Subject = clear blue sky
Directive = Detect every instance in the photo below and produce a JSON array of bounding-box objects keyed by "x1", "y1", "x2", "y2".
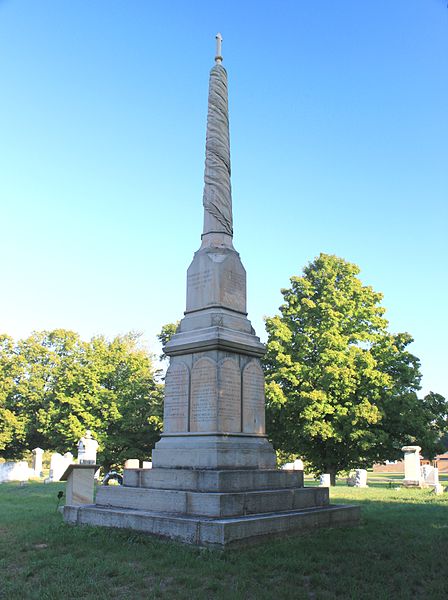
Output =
[{"x1": 1, "y1": 1, "x2": 447, "y2": 397}]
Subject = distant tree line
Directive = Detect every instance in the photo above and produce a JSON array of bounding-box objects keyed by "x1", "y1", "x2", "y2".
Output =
[
  {"x1": 0, "y1": 330, "x2": 163, "y2": 471},
  {"x1": 1, "y1": 254, "x2": 447, "y2": 481}
]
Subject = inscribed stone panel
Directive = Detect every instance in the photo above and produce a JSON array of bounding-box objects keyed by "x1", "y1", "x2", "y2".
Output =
[
  {"x1": 218, "y1": 358, "x2": 241, "y2": 432},
  {"x1": 163, "y1": 362, "x2": 189, "y2": 433},
  {"x1": 190, "y1": 357, "x2": 218, "y2": 432},
  {"x1": 242, "y1": 360, "x2": 265, "y2": 434}
]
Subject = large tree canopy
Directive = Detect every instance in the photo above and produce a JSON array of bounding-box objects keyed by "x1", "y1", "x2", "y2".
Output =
[
  {"x1": 0, "y1": 330, "x2": 163, "y2": 470},
  {"x1": 263, "y1": 254, "x2": 447, "y2": 483}
]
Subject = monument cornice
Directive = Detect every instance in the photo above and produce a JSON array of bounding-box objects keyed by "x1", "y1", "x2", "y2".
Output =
[{"x1": 164, "y1": 326, "x2": 266, "y2": 357}]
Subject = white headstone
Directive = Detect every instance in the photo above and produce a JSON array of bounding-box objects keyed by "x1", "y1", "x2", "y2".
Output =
[
  {"x1": 142, "y1": 461, "x2": 153, "y2": 469},
  {"x1": 282, "y1": 459, "x2": 304, "y2": 471},
  {"x1": 402, "y1": 446, "x2": 422, "y2": 486},
  {"x1": 124, "y1": 459, "x2": 140, "y2": 469},
  {"x1": 421, "y1": 465, "x2": 442, "y2": 493},
  {"x1": 77, "y1": 430, "x2": 99, "y2": 465},
  {"x1": 48, "y1": 452, "x2": 73, "y2": 482},
  {"x1": 0, "y1": 461, "x2": 30, "y2": 483},
  {"x1": 354, "y1": 469, "x2": 368, "y2": 487},
  {"x1": 32, "y1": 447, "x2": 44, "y2": 477},
  {"x1": 319, "y1": 473, "x2": 331, "y2": 487}
]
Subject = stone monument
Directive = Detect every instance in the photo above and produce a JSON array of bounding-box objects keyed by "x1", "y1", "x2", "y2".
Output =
[
  {"x1": 402, "y1": 446, "x2": 422, "y2": 487},
  {"x1": 47, "y1": 452, "x2": 73, "y2": 482},
  {"x1": 347, "y1": 469, "x2": 368, "y2": 488},
  {"x1": 77, "y1": 430, "x2": 99, "y2": 465},
  {"x1": 32, "y1": 447, "x2": 44, "y2": 477},
  {"x1": 0, "y1": 461, "x2": 30, "y2": 483},
  {"x1": 63, "y1": 35, "x2": 359, "y2": 547}
]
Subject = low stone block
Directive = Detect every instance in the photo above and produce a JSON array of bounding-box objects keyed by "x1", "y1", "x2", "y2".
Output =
[{"x1": 60, "y1": 464, "x2": 99, "y2": 506}]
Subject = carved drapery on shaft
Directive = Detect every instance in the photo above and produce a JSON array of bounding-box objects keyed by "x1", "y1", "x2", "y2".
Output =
[{"x1": 202, "y1": 64, "x2": 233, "y2": 237}]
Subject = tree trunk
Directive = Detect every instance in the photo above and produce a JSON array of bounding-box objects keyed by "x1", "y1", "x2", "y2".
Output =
[{"x1": 329, "y1": 470, "x2": 337, "y2": 486}]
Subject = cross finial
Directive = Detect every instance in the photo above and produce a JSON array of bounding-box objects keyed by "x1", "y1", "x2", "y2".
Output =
[{"x1": 215, "y1": 33, "x2": 223, "y2": 63}]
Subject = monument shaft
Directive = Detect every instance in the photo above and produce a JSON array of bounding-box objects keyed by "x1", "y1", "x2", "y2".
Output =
[{"x1": 153, "y1": 43, "x2": 274, "y2": 470}]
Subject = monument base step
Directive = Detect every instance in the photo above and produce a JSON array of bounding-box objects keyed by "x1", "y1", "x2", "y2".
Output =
[
  {"x1": 95, "y1": 485, "x2": 327, "y2": 518},
  {"x1": 123, "y1": 468, "x2": 304, "y2": 491},
  {"x1": 63, "y1": 503, "x2": 360, "y2": 549},
  {"x1": 152, "y1": 435, "x2": 276, "y2": 470}
]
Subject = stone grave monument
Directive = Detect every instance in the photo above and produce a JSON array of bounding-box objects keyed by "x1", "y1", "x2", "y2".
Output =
[
  {"x1": 47, "y1": 452, "x2": 73, "y2": 482},
  {"x1": 63, "y1": 35, "x2": 360, "y2": 547},
  {"x1": 402, "y1": 446, "x2": 422, "y2": 487},
  {"x1": 77, "y1": 430, "x2": 99, "y2": 465},
  {"x1": 347, "y1": 469, "x2": 368, "y2": 488},
  {"x1": 0, "y1": 461, "x2": 30, "y2": 483},
  {"x1": 32, "y1": 447, "x2": 44, "y2": 477},
  {"x1": 421, "y1": 465, "x2": 444, "y2": 494}
]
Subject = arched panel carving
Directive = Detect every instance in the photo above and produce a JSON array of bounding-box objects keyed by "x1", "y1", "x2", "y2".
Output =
[
  {"x1": 163, "y1": 362, "x2": 190, "y2": 433},
  {"x1": 190, "y1": 357, "x2": 218, "y2": 432},
  {"x1": 218, "y1": 358, "x2": 241, "y2": 432},
  {"x1": 242, "y1": 360, "x2": 265, "y2": 434}
]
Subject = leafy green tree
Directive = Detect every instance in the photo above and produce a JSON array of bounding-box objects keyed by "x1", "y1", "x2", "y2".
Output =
[
  {"x1": 264, "y1": 254, "x2": 447, "y2": 484},
  {"x1": 0, "y1": 335, "x2": 27, "y2": 453},
  {"x1": 0, "y1": 330, "x2": 163, "y2": 469},
  {"x1": 157, "y1": 322, "x2": 179, "y2": 361}
]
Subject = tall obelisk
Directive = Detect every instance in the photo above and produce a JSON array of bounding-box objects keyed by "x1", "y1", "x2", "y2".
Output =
[
  {"x1": 64, "y1": 36, "x2": 360, "y2": 547},
  {"x1": 152, "y1": 34, "x2": 276, "y2": 469}
]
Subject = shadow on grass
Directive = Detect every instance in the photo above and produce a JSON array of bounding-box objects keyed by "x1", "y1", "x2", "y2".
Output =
[{"x1": 1, "y1": 482, "x2": 447, "y2": 599}]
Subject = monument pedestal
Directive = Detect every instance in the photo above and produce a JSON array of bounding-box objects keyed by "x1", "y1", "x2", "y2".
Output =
[{"x1": 64, "y1": 466, "x2": 359, "y2": 548}]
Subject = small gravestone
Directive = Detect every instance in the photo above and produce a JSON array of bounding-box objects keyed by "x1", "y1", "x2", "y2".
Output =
[
  {"x1": 32, "y1": 448, "x2": 44, "y2": 477},
  {"x1": 421, "y1": 465, "x2": 444, "y2": 494},
  {"x1": 61, "y1": 464, "x2": 99, "y2": 505},
  {"x1": 142, "y1": 461, "x2": 153, "y2": 469},
  {"x1": 124, "y1": 459, "x2": 140, "y2": 469},
  {"x1": 347, "y1": 469, "x2": 368, "y2": 488},
  {"x1": 47, "y1": 452, "x2": 74, "y2": 482},
  {"x1": 402, "y1": 446, "x2": 422, "y2": 487},
  {"x1": 0, "y1": 461, "x2": 30, "y2": 483},
  {"x1": 319, "y1": 473, "x2": 331, "y2": 487},
  {"x1": 282, "y1": 459, "x2": 304, "y2": 470},
  {"x1": 77, "y1": 430, "x2": 99, "y2": 465}
]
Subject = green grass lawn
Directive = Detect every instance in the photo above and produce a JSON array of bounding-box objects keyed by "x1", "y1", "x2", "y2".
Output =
[{"x1": 0, "y1": 478, "x2": 447, "y2": 600}]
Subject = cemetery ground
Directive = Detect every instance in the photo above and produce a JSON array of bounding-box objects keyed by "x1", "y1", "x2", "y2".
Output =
[{"x1": 1, "y1": 474, "x2": 447, "y2": 600}]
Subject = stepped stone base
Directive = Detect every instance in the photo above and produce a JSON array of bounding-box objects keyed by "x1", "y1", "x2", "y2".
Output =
[
  {"x1": 123, "y1": 467, "x2": 304, "y2": 491},
  {"x1": 64, "y1": 503, "x2": 360, "y2": 549},
  {"x1": 62, "y1": 467, "x2": 360, "y2": 548},
  {"x1": 152, "y1": 435, "x2": 276, "y2": 470}
]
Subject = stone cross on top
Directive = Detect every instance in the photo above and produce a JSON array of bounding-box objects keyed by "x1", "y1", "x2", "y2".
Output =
[{"x1": 215, "y1": 33, "x2": 223, "y2": 63}]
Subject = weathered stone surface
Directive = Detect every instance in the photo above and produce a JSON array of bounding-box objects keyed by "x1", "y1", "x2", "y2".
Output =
[
  {"x1": 47, "y1": 452, "x2": 73, "y2": 482},
  {"x1": 242, "y1": 360, "x2": 265, "y2": 434},
  {"x1": 64, "y1": 503, "x2": 360, "y2": 549},
  {"x1": 77, "y1": 430, "x2": 99, "y2": 465},
  {"x1": 152, "y1": 435, "x2": 276, "y2": 470},
  {"x1": 218, "y1": 358, "x2": 241, "y2": 431},
  {"x1": 61, "y1": 464, "x2": 98, "y2": 506},
  {"x1": 347, "y1": 469, "x2": 368, "y2": 488},
  {"x1": 190, "y1": 357, "x2": 218, "y2": 432},
  {"x1": 95, "y1": 485, "x2": 328, "y2": 518},
  {"x1": 123, "y1": 468, "x2": 304, "y2": 491},
  {"x1": 0, "y1": 461, "x2": 30, "y2": 483},
  {"x1": 32, "y1": 448, "x2": 44, "y2": 477},
  {"x1": 402, "y1": 446, "x2": 422, "y2": 486},
  {"x1": 186, "y1": 247, "x2": 246, "y2": 315},
  {"x1": 163, "y1": 361, "x2": 190, "y2": 433},
  {"x1": 319, "y1": 474, "x2": 331, "y2": 487}
]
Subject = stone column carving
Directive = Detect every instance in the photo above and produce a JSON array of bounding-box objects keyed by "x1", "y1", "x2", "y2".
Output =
[{"x1": 202, "y1": 64, "x2": 233, "y2": 238}]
